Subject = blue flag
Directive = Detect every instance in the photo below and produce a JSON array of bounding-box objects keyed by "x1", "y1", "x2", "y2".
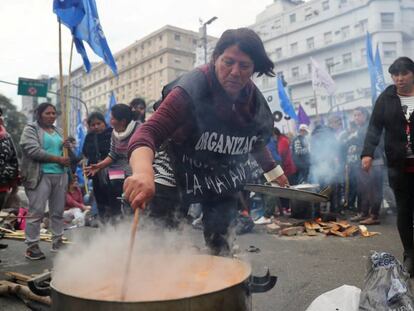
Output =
[
  {"x1": 105, "y1": 92, "x2": 117, "y2": 125},
  {"x1": 53, "y1": 0, "x2": 118, "y2": 76},
  {"x1": 366, "y1": 32, "x2": 386, "y2": 105},
  {"x1": 75, "y1": 107, "x2": 86, "y2": 185},
  {"x1": 277, "y1": 76, "x2": 298, "y2": 121},
  {"x1": 75, "y1": 107, "x2": 85, "y2": 156},
  {"x1": 374, "y1": 44, "x2": 386, "y2": 94}
]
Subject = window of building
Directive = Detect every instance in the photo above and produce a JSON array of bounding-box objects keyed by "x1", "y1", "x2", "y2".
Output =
[
  {"x1": 383, "y1": 42, "x2": 397, "y2": 58},
  {"x1": 291, "y1": 67, "x2": 299, "y2": 78},
  {"x1": 342, "y1": 52, "x2": 352, "y2": 66},
  {"x1": 174, "y1": 58, "x2": 181, "y2": 64},
  {"x1": 307, "y1": 63, "x2": 312, "y2": 74},
  {"x1": 290, "y1": 42, "x2": 298, "y2": 54},
  {"x1": 355, "y1": 19, "x2": 368, "y2": 33},
  {"x1": 275, "y1": 48, "x2": 282, "y2": 59},
  {"x1": 305, "y1": 13, "x2": 313, "y2": 21},
  {"x1": 339, "y1": 0, "x2": 347, "y2": 6},
  {"x1": 289, "y1": 13, "x2": 296, "y2": 23},
  {"x1": 160, "y1": 56, "x2": 163, "y2": 64},
  {"x1": 324, "y1": 31, "x2": 332, "y2": 44},
  {"x1": 159, "y1": 35, "x2": 163, "y2": 41},
  {"x1": 341, "y1": 26, "x2": 350, "y2": 39},
  {"x1": 381, "y1": 13, "x2": 394, "y2": 29},
  {"x1": 360, "y1": 48, "x2": 366, "y2": 60},
  {"x1": 174, "y1": 34, "x2": 181, "y2": 41},
  {"x1": 306, "y1": 37, "x2": 315, "y2": 50},
  {"x1": 344, "y1": 91, "x2": 354, "y2": 102},
  {"x1": 322, "y1": 1, "x2": 329, "y2": 10},
  {"x1": 325, "y1": 57, "x2": 334, "y2": 70},
  {"x1": 272, "y1": 19, "x2": 281, "y2": 30}
]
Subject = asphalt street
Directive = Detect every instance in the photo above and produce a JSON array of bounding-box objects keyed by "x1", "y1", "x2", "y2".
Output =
[{"x1": 0, "y1": 212, "x2": 405, "y2": 311}]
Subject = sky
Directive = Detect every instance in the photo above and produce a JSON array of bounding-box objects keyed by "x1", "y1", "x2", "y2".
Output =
[{"x1": 0, "y1": 0, "x2": 273, "y2": 110}]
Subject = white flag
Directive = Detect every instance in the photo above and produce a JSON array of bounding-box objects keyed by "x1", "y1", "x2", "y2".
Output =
[{"x1": 311, "y1": 57, "x2": 337, "y2": 95}]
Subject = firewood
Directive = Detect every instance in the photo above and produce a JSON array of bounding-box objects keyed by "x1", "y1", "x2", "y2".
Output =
[
  {"x1": 0, "y1": 280, "x2": 51, "y2": 305},
  {"x1": 5, "y1": 272, "x2": 32, "y2": 285}
]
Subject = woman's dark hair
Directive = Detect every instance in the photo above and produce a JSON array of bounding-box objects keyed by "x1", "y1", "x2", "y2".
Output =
[
  {"x1": 87, "y1": 111, "x2": 106, "y2": 127},
  {"x1": 212, "y1": 28, "x2": 274, "y2": 77},
  {"x1": 35, "y1": 102, "x2": 56, "y2": 121},
  {"x1": 129, "y1": 97, "x2": 146, "y2": 109},
  {"x1": 273, "y1": 127, "x2": 282, "y2": 136},
  {"x1": 354, "y1": 106, "x2": 370, "y2": 121},
  {"x1": 388, "y1": 57, "x2": 414, "y2": 75},
  {"x1": 111, "y1": 103, "x2": 132, "y2": 125}
]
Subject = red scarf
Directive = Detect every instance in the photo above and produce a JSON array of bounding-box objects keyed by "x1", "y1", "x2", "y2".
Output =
[{"x1": 0, "y1": 125, "x2": 7, "y2": 140}]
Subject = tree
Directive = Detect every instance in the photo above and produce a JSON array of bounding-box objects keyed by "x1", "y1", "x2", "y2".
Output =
[{"x1": 0, "y1": 94, "x2": 27, "y2": 154}]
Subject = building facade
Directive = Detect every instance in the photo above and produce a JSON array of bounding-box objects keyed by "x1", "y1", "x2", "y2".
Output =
[
  {"x1": 79, "y1": 25, "x2": 200, "y2": 111},
  {"x1": 251, "y1": 0, "x2": 414, "y2": 131}
]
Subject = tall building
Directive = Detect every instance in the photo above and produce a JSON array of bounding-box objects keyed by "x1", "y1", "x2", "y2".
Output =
[
  {"x1": 80, "y1": 25, "x2": 200, "y2": 111},
  {"x1": 251, "y1": 0, "x2": 414, "y2": 131}
]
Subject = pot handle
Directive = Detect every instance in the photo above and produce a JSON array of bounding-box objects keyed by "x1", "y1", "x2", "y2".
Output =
[
  {"x1": 249, "y1": 268, "x2": 278, "y2": 293},
  {"x1": 28, "y1": 271, "x2": 52, "y2": 297}
]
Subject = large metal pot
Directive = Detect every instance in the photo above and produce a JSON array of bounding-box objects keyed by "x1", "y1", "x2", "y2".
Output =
[{"x1": 30, "y1": 255, "x2": 277, "y2": 311}]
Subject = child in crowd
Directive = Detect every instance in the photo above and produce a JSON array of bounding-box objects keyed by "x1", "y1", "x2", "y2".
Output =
[{"x1": 64, "y1": 175, "x2": 90, "y2": 227}]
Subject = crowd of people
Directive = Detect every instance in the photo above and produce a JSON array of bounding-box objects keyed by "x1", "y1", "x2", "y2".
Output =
[{"x1": 0, "y1": 28, "x2": 413, "y2": 276}]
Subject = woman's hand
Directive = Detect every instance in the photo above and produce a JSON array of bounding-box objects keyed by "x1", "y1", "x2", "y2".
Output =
[
  {"x1": 123, "y1": 173, "x2": 155, "y2": 210},
  {"x1": 361, "y1": 156, "x2": 373, "y2": 172},
  {"x1": 63, "y1": 138, "x2": 74, "y2": 149},
  {"x1": 84, "y1": 164, "x2": 100, "y2": 177},
  {"x1": 274, "y1": 174, "x2": 289, "y2": 188},
  {"x1": 58, "y1": 156, "x2": 71, "y2": 167}
]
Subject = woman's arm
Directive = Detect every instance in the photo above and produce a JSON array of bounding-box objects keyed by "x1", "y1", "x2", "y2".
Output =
[
  {"x1": 123, "y1": 147, "x2": 155, "y2": 210},
  {"x1": 84, "y1": 156, "x2": 113, "y2": 177}
]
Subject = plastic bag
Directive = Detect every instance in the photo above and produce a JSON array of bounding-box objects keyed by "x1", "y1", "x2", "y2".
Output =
[
  {"x1": 306, "y1": 285, "x2": 361, "y2": 311},
  {"x1": 359, "y1": 251, "x2": 414, "y2": 310}
]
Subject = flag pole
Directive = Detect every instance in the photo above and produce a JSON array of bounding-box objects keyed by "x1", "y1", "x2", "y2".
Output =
[
  {"x1": 58, "y1": 21, "x2": 68, "y2": 156},
  {"x1": 313, "y1": 90, "x2": 320, "y2": 122},
  {"x1": 66, "y1": 38, "x2": 74, "y2": 139}
]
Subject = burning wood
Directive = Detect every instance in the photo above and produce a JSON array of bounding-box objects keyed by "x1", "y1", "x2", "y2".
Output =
[{"x1": 267, "y1": 219, "x2": 381, "y2": 238}]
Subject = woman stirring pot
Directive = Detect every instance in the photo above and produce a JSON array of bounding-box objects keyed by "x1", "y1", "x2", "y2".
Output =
[{"x1": 124, "y1": 28, "x2": 288, "y2": 256}]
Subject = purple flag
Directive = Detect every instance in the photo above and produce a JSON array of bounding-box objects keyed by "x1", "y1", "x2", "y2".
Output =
[{"x1": 297, "y1": 104, "x2": 310, "y2": 126}]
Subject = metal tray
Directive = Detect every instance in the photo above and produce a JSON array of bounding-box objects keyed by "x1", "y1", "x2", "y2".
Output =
[{"x1": 244, "y1": 183, "x2": 329, "y2": 203}]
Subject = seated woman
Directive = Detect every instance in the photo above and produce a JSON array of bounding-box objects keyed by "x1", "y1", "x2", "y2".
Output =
[{"x1": 64, "y1": 175, "x2": 89, "y2": 227}]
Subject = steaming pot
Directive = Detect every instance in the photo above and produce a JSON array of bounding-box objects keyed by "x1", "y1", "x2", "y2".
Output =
[{"x1": 29, "y1": 254, "x2": 277, "y2": 311}]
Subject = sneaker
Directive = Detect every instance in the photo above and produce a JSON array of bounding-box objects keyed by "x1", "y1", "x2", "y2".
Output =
[
  {"x1": 360, "y1": 217, "x2": 380, "y2": 225},
  {"x1": 350, "y1": 214, "x2": 368, "y2": 222},
  {"x1": 51, "y1": 238, "x2": 66, "y2": 253},
  {"x1": 25, "y1": 244, "x2": 46, "y2": 260},
  {"x1": 254, "y1": 216, "x2": 272, "y2": 225}
]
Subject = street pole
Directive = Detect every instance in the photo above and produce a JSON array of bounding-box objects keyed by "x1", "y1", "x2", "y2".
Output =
[{"x1": 202, "y1": 16, "x2": 217, "y2": 64}]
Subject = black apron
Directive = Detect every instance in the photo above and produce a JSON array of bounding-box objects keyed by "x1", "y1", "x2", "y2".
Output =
[{"x1": 162, "y1": 67, "x2": 273, "y2": 203}]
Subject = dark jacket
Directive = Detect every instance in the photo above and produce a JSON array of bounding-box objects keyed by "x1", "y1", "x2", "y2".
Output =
[
  {"x1": 82, "y1": 127, "x2": 113, "y2": 165},
  {"x1": 361, "y1": 85, "x2": 413, "y2": 169},
  {"x1": 0, "y1": 133, "x2": 18, "y2": 187}
]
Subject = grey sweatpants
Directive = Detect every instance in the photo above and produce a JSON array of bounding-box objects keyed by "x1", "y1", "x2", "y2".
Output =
[{"x1": 25, "y1": 173, "x2": 68, "y2": 245}]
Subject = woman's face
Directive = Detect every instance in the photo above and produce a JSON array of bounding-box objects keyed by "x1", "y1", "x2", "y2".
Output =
[
  {"x1": 89, "y1": 117, "x2": 106, "y2": 134},
  {"x1": 214, "y1": 45, "x2": 254, "y2": 99},
  {"x1": 39, "y1": 106, "x2": 57, "y2": 127},
  {"x1": 392, "y1": 70, "x2": 414, "y2": 94},
  {"x1": 353, "y1": 110, "x2": 366, "y2": 126},
  {"x1": 110, "y1": 113, "x2": 126, "y2": 132}
]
